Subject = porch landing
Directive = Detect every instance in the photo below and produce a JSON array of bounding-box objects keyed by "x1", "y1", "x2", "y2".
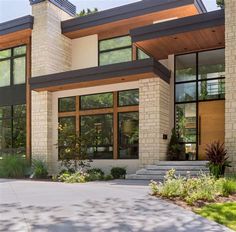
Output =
[{"x1": 126, "y1": 161, "x2": 209, "y2": 180}]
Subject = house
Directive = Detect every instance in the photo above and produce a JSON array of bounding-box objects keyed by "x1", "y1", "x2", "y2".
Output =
[{"x1": 0, "y1": 0, "x2": 235, "y2": 175}]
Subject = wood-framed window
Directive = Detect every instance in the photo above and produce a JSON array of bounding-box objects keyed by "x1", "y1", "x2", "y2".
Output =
[{"x1": 58, "y1": 89, "x2": 139, "y2": 160}]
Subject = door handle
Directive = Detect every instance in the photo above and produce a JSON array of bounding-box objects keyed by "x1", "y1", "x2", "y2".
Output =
[{"x1": 198, "y1": 116, "x2": 201, "y2": 146}]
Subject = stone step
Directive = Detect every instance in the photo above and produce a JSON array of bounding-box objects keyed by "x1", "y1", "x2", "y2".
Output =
[
  {"x1": 146, "y1": 165, "x2": 208, "y2": 171},
  {"x1": 136, "y1": 169, "x2": 209, "y2": 176},
  {"x1": 155, "y1": 161, "x2": 208, "y2": 166}
]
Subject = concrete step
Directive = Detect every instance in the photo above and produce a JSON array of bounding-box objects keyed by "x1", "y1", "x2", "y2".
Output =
[
  {"x1": 155, "y1": 161, "x2": 208, "y2": 166},
  {"x1": 146, "y1": 165, "x2": 208, "y2": 171},
  {"x1": 136, "y1": 169, "x2": 209, "y2": 176}
]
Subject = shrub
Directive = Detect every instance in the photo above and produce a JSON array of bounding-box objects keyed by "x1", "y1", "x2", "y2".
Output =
[
  {"x1": 111, "y1": 167, "x2": 126, "y2": 179},
  {"x1": 58, "y1": 171, "x2": 88, "y2": 183},
  {"x1": 104, "y1": 174, "x2": 113, "y2": 181},
  {"x1": 86, "y1": 168, "x2": 104, "y2": 181},
  {"x1": 31, "y1": 159, "x2": 48, "y2": 179},
  {"x1": 149, "y1": 169, "x2": 236, "y2": 205},
  {"x1": 0, "y1": 155, "x2": 30, "y2": 178},
  {"x1": 206, "y1": 141, "x2": 231, "y2": 178}
]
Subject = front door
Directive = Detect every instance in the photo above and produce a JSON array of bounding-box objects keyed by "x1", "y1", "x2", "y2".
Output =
[{"x1": 198, "y1": 100, "x2": 225, "y2": 160}]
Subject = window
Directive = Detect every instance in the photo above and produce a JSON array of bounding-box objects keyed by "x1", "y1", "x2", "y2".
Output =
[
  {"x1": 80, "y1": 93, "x2": 113, "y2": 110},
  {"x1": 99, "y1": 35, "x2": 132, "y2": 66},
  {"x1": 118, "y1": 112, "x2": 139, "y2": 159},
  {"x1": 58, "y1": 90, "x2": 139, "y2": 159},
  {"x1": 0, "y1": 45, "x2": 26, "y2": 87},
  {"x1": 0, "y1": 105, "x2": 26, "y2": 156},
  {"x1": 137, "y1": 48, "x2": 150, "y2": 60}
]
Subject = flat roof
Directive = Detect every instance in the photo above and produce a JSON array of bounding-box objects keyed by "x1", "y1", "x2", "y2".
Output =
[
  {"x1": 62, "y1": 0, "x2": 206, "y2": 39},
  {"x1": 0, "y1": 15, "x2": 34, "y2": 36},
  {"x1": 130, "y1": 10, "x2": 225, "y2": 59},
  {"x1": 30, "y1": 59, "x2": 171, "y2": 92}
]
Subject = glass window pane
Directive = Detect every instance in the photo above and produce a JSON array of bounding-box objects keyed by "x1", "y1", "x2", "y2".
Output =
[
  {"x1": 175, "y1": 82, "x2": 196, "y2": 102},
  {"x1": 0, "y1": 106, "x2": 11, "y2": 118},
  {"x1": 185, "y1": 144, "x2": 197, "y2": 161},
  {"x1": 99, "y1": 36, "x2": 131, "y2": 51},
  {"x1": 198, "y1": 49, "x2": 225, "y2": 80},
  {"x1": 0, "y1": 119, "x2": 12, "y2": 152},
  {"x1": 0, "y1": 49, "x2": 11, "y2": 59},
  {"x1": 80, "y1": 93, "x2": 113, "y2": 110},
  {"x1": 176, "y1": 54, "x2": 196, "y2": 82},
  {"x1": 137, "y1": 48, "x2": 150, "y2": 60},
  {"x1": 175, "y1": 103, "x2": 197, "y2": 143},
  {"x1": 80, "y1": 114, "x2": 113, "y2": 159},
  {"x1": 59, "y1": 97, "x2": 76, "y2": 112},
  {"x1": 118, "y1": 89, "x2": 139, "y2": 106},
  {"x1": 198, "y1": 79, "x2": 225, "y2": 100},
  {"x1": 13, "y1": 57, "x2": 26, "y2": 85},
  {"x1": 0, "y1": 60, "x2": 10, "y2": 87},
  {"x1": 13, "y1": 105, "x2": 26, "y2": 118},
  {"x1": 13, "y1": 46, "x2": 26, "y2": 56},
  {"x1": 119, "y1": 112, "x2": 139, "y2": 159},
  {"x1": 99, "y1": 48, "x2": 132, "y2": 66},
  {"x1": 12, "y1": 115, "x2": 26, "y2": 150}
]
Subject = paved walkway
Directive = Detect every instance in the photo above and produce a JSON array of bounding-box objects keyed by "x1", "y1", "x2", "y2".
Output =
[{"x1": 0, "y1": 179, "x2": 232, "y2": 232}]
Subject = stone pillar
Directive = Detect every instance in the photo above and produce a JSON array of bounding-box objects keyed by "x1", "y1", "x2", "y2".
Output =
[
  {"x1": 31, "y1": 0, "x2": 73, "y2": 172},
  {"x1": 139, "y1": 77, "x2": 170, "y2": 167},
  {"x1": 225, "y1": 0, "x2": 236, "y2": 172}
]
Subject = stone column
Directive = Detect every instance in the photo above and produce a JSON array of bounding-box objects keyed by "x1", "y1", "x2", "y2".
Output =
[
  {"x1": 225, "y1": 0, "x2": 236, "y2": 172},
  {"x1": 31, "y1": 0, "x2": 72, "y2": 172},
  {"x1": 139, "y1": 77, "x2": 170, "y2": 167}
]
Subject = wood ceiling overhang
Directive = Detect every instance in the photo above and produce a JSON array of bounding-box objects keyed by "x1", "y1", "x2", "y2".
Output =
[
  {"x1": 131, "y1": 10, "x2": 225, "y2": 60},
  {"x1": 0, "y1": 15, "x2": 34, "y2": 49},
  {"x1": 62, "y1": 0, "x2": 206, "y2": 40},
  {"x1": 30, "y1": 58, "x2": 171, "y2": 92}
]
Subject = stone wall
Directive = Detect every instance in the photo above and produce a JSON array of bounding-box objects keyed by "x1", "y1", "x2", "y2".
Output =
[
  {"x1": 225, "y1": 0, "x2": 236, "y2": 172},
  {"x1": 31, "y1": 0, "x2": 72, "y2": 171},
  {"x1": 139, "y1": 77, "x2": 170, "y2": 167}
]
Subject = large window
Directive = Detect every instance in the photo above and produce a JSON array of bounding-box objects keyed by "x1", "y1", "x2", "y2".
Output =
[
  {"x1": 0, "y1": 105, "x2": 26, "y2": 156},
  {"x1": 0, "y1": 46, "x2": 26, "y2": 87},
  {"x1": 99, "y1": 35, "x2": 132, "y2": 66},
  {"x1": 175, "y1": 49, "x2": 225, "y2": 159},
  {"x1": 58, "y1": 89, "x2": 139, "y2": 159}
]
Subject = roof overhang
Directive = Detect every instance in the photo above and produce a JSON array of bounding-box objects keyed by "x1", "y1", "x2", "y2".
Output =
[
  {"x1": 62, "y1": 0, "x2": 206, "y2": 40},
  {"x1": 30, "y1": 59, "x2": 171, "y2": 92},
  {"x1": 0, "y1": 15, "x2": 34, "y2": 48},
  {"x1": 131, "y1": 10, "x2": 225, "y2": 60}
]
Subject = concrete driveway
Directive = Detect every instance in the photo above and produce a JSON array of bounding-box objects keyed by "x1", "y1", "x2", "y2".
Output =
[{"x1": 0, "y1": 179, "x2": 232, "y2": 232}]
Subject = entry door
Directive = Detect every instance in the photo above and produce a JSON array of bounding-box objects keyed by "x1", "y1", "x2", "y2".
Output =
[{"x1": 198, "y1": 100, "x2": 225, "y2": 160}]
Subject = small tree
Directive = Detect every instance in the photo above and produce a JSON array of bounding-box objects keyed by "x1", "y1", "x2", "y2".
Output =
[
  {"x1": 217, "y1": 0, "x2": 224, "y2": 8},
  {"x1": 167, "y1": 129, "x2": 185, "y2": 161},
  {"x1": 77, "y1": 8, "x2": 98, "y2": 17},
  {"x1": 57, "y1": 123, "x2": 91, "y2": 172}
]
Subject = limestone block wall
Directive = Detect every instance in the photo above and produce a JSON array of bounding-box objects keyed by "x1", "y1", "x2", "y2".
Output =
[
  {"x1": 31, "y1": 0, "x2": 72, "y2": 171},
  {"x1": 139, "y1": 77, "x2": 170, "y2": 167},
  {"x1": 225, "y1": 0, "x2": 236, "y2": 172}
]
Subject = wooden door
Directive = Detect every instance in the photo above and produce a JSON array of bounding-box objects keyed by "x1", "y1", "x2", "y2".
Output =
[{"x1": 198, "y1": 100, "x2": 225, "y2": 160}]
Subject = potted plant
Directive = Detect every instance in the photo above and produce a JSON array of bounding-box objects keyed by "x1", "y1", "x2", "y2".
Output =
[{"x1": 205, "y1": 141, "x2": 231, "y2": 178}]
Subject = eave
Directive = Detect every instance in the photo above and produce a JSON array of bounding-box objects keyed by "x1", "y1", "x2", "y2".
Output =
[
  {"x1": 61, "y1": 0, "x2": 206, "y2": 40},
  {"x1": 30, "y1": 59, "x2": 171, "y2": 92},
  {"x1": 131, "y1": 10, "x2": 225, "y2": 60}
]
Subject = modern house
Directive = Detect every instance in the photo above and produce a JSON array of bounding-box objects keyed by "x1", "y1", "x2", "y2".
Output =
[{"x1": 0, "y1": 0, "x2": 235, "y2": 175}]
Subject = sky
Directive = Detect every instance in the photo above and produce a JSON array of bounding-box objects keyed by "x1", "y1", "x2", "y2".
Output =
[{"x1": 0, "y1": 0, "x2": 219, "y2": 23}]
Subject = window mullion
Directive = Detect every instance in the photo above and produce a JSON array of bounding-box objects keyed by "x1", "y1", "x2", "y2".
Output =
[{"x1": 113, "y1": 92, "x2": 118, "y2": 160}]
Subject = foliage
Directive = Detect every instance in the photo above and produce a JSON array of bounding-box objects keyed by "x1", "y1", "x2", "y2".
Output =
[
  {"x1": 216, "y1": 0, "x2": 224, "y2": 8},
  {"x1": 58, "y1": 171, "x2": 88, "y2": 183},
  {"x1": 0, "y1": 155, "x2": 30, "y2": 178},
  {"x1": 77, "y1": 8, "x2": 98, "y2": 17},
  {"x1": 195, "y1": 203, "x2": 236, "y2": 231},
  {"x1": 86, "y1": 168, "x2": 104, "y2": 181},
  {"x1": 206, "y1": 141, "x2": 231, "y2": 178},
  {"x1": 57, "y1": 122, "x2": 91, "y2": 172},
  {"x1": 31, "y1": 159, "x2": 48, "y2": 179},
  {"x1": 104, "y1": 174, "x2": 113, "y2": 181},
  {"x1": 111, "y1": 167, "x2": 126, "y2": 179},
  {"x1": 167, "y1": 129, "x2": 185, "y2": 161},
  {"x1": 150, "y1": 169, "x2": 236, "y2": 206}
]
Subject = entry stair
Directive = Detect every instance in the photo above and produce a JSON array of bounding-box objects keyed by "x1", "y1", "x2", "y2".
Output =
[{"x1": 126, "y1": 161, "x2": 209, "y2": 181}]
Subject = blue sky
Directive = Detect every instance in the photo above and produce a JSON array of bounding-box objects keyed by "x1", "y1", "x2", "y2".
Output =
[{"x1": 0, "y1": 0, "x2": 219, "y2": 23}]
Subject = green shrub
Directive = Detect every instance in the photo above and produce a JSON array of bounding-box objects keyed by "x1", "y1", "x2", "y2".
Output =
[
  {"x1": 58, "y1": 171, "x2": 88, "y2": 183},
  {"x1": 0, "y1": 155, "x2": 30, "y2": 178},
  {"x1": 31, "y1": 159, "x2": 48, "y2": 179},
  {"x1": 150, "y1": 169, "x2": 236, "y2": 205},
  {"x1": 104, "y1": 174, "x2": 113, "y2": 181},
  {"x1": 111, "y1": 167, "x2": 126, "y2": 179},
  {"x1": 86, "y1": 168, "x2": 104, "y2": 181}
]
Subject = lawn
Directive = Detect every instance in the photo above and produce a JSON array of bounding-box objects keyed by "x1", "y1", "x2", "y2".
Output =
[{"x1": 195, "y1": 202, "x2": 236, "y2": 231}]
